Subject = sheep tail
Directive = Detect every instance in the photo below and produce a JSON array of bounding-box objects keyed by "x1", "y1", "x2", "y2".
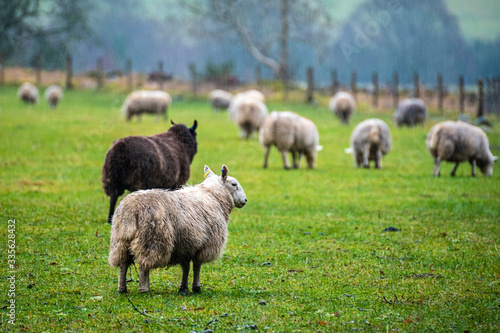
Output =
[
  {"x1": 108, "y1": 206, "x2": 137, "y2": 267},
  {"x1": 369, "y1": 126, "x2": 380, "y2": 144}
]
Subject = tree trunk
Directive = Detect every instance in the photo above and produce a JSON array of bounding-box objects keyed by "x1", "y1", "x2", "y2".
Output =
[{"x1": 279, "y1": 0, "x2": 289, "y2": 100}]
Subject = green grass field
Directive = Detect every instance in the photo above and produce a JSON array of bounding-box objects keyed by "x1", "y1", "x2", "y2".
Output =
[{"x1": 1, "y1": 86, "x2": 499, "y2": 332}]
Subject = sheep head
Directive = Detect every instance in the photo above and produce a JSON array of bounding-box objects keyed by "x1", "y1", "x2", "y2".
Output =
[{"x1": 204, "y1": 165, "x2": 247, "y2": 208}]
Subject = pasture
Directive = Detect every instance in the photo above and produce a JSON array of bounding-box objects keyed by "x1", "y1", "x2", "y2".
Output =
[{"x1": 1, "y1": 85, "x2": 499, "y2": 332}]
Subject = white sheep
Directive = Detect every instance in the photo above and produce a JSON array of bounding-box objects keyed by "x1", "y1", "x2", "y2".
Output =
[
  {"x1": 426, "y1": 121, "x2": 497, "y2": 177},
  {"x1": 108, "y1": 164, "x2": 247, "y2": 294},
  {"x1": 121, "y1": 90, "x2": 172, "y2": 121},
  {"x1": 17, "y1": 82, "x2": 39, "y2": 104},
  {"x1": 260, "y1": 111, "x2": 322, "y2": 169},
  {"x1": 349, "y1": 118, "x2": 392, "y2": 169},
  {"x1": 44, "y1": 85, "x2": 64, "y2": 108},
  {"x1": 232, "y1": 95, "x2": 268, "y2": 139},
  {"x1": 209, "y1": 89, "x2": 233, "y2": 111},
  {"x1": 329, "y1": 91, "x2": 356, "y2": 124},
  {"x1": 228, "y1": 89, "x2": 265, "y2": 122},
  {"x1": 394, "y1": 98, "x2": 427, "y2": 127}
]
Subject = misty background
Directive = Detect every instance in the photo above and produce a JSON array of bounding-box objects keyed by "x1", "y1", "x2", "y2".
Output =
[{"x1": 2, "y1": 0, "x2": 499, "y2": 87}]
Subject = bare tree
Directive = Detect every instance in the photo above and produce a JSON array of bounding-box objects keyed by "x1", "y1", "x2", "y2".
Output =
[{"x1": 178, "y1": 0, "x2": 333, "y2": 81}]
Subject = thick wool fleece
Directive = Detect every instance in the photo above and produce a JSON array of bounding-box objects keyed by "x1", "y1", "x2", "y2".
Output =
[{"x1": 108, "y1": 176, "x2": 234, "y2": 271}]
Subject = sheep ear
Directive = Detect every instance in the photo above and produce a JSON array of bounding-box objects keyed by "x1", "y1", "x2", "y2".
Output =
[
  {"x1": 221, "y1": 165, "x2": 229, "y2": 182},
  {"x1": 204, "y1": 165, "x2": 215, "y2": 178},
  {"x1": 190, "y1": 120, "x2": 198, "y2": 131},
  {"x1": 171, "y1": 120, "x2": 176, "y2": 125}
]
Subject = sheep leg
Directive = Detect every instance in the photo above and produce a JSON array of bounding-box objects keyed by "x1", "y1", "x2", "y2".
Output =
[
  {"x1": 433, "y1": 156, "x2": 441, "y2": 177},
  {"x1": 450, "y1": 162, "x2": 460, "y2": 176},
  {"x1": 470, "y1": 160, "x2": 477, "y2": 177},
  {"x1": 179, "y1": 261, "x2": 190, "y2": 295},
  {"x1": 263, "y1": 146, "x2": 270, "y2": 168},
  {"x1": 292, "y1": 151, "x2": 300, "y2": 169},
  {"x1": 362, "y1": 149, "x2": 370, "y2": 168},
  {"x1": 139, "y1": 266, "x2": 150, "y2": 293},
  {"x1": 375, "y1": 149, "x2": 383, "y2": 169},
  {"x1": 192, "y1": 260, "x2": 202, "y2": 293},
  {"x1": 107, "y1": 195, "x2": 118, "y2": 224},
  {"x1": 118, "y1": 255, "x2": 133, "y2": 293},
  {"x1": 280, "y1": 150, "x2": 291, "y2": 169}
]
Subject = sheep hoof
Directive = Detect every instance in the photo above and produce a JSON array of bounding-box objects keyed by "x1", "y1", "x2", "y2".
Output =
[
  {"x1": 192, "y1": 286, "x2": 201, "y2": 293},
  {"x1": 178, "y1": 288, "x2": 189, "y2": 296},
  {"x1": 118, "y1": 288, "x2": 127, "y2": 294}
]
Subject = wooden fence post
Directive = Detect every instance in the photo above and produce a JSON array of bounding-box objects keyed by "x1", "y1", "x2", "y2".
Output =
[
  {"x1": 36, "y1": 54, "x2": 41, "y2": 86},
  {"x1": 65, "y1": 55, "x2": 73, "y2": 89},
  {"x1": 372, "y1": 71, "x2": 378, "y2": 107},
  {"x1": 189, "y1": 63, "x2": 197, "y2": 97},
  {"x1": 477, "y1": 78, "x2": 484, "y2": 118},
  {"x1": 413, "y1": 72, "x2": 419, "y2": 98},
  {"x1": 351, "y1": 71, "x2": 357, "y2": 99},
  {"x1": 255, "y1": 65, "x2": 261, "y2": 86},
  {"x1": 97, "y1": 58, "x2": 103, "y2": 90},
  {"x1": 437, "y1": 73, "x2": 443, "y2": 113},
  {"x1": 331, "y1": 70, "x2": 338, "y2": 95},
  {"x1": 393, "y1": 71, "x2": 399, "y2": 108},
  {"x1": 126, "y1": 58, "x2": 132, "y2": 91},
  {"x1": 459, "y1": 76, "x2": 465, "y2": 115},
  {"x1": 306, "y1": 67, "x2": 314, "y2": 103},
  {"x1": 0, "y1": 53, "x2": 4, "y2": 85}
]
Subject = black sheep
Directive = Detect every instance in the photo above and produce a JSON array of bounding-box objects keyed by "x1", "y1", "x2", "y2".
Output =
[{"x1": 101, "y1": 120, "x2": 198, "y2": 223}]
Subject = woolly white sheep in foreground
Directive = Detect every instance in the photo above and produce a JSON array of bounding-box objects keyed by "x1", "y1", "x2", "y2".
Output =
[
  {"x1": 260, "y1": 111, "x2": 322, "y2": 169},
  {"x1": 17, "y1": 82, "x2": 39, "y2": 104},
  {"x1": 349, "y1": 118, "x2": 392, "y2": 169},
  {"x1": 121, "y1": 90, "x2": 172, "y2": 121},
  {"x1": 329, "y1": 91, "x2": 356, "y2": 124},
  {"x1": 108, "y1": 164, "x2": 247, "y2": 294},
  {"x1": 426, "y1": 121, "x2": 497, "y2": 177},
  {"x1": 394, "y1": 98, "x2": 427, "y2": 127},
  {"x1": 44, "y1": 85, "x2": 63, "y2": 108},
  {"x1": 209, "y1": 89, "x2": 233, "y2": 111}
]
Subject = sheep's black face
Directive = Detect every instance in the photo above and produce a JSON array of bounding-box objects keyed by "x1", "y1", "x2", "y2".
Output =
[{"x1": 477, "y1": 158, "x2": 494, "y2": 177}]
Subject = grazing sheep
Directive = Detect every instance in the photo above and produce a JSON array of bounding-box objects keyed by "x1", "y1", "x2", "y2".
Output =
[
  {"x1": 17, "y1": 82, "x2": 39, "y2": 104},
  {"x1": 228, "y1": 89, "x2": 265, "y2": 121},
  {"x1": 394, "y1": 98, "x2": 427, "y2": 127},
  {"x1": 329, "y1": 91, "x2": 356, "y2": 124},
  {"x1": 233, "y1": 95, "x2": 268, "y2": 139},
  {"x1": 108, "y1": 164, "x2": 247, "y2": 294},
  {"x1": 260, "y1": 111, "x2": 322, "y2": 169},
  {"x1": 349, "y1": 119, "x2": 392, "y2": 169},
  {"x1": 44, "y1": 85, "x2": 63, "y2": 108},
  {"x1": 101, "y1": 120, "x2": 198, "y2": 223},
  {"x1": 121, "y1": 90, "x2": 172, "y2": 121},
  {"x1": 426, "y1": 121, "x2": 497, "y2": 177},
  {"x1": 209, "y1": 89, "x2": 233, "y2": 111}
]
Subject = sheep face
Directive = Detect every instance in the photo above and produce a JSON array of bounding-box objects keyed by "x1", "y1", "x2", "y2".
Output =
[
  {"x1": 477, "y1": 156, "x2": 496, "y2": 177},
  {"x1": 204, "y1": 165, "x2": 247, "y2": 208}
]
